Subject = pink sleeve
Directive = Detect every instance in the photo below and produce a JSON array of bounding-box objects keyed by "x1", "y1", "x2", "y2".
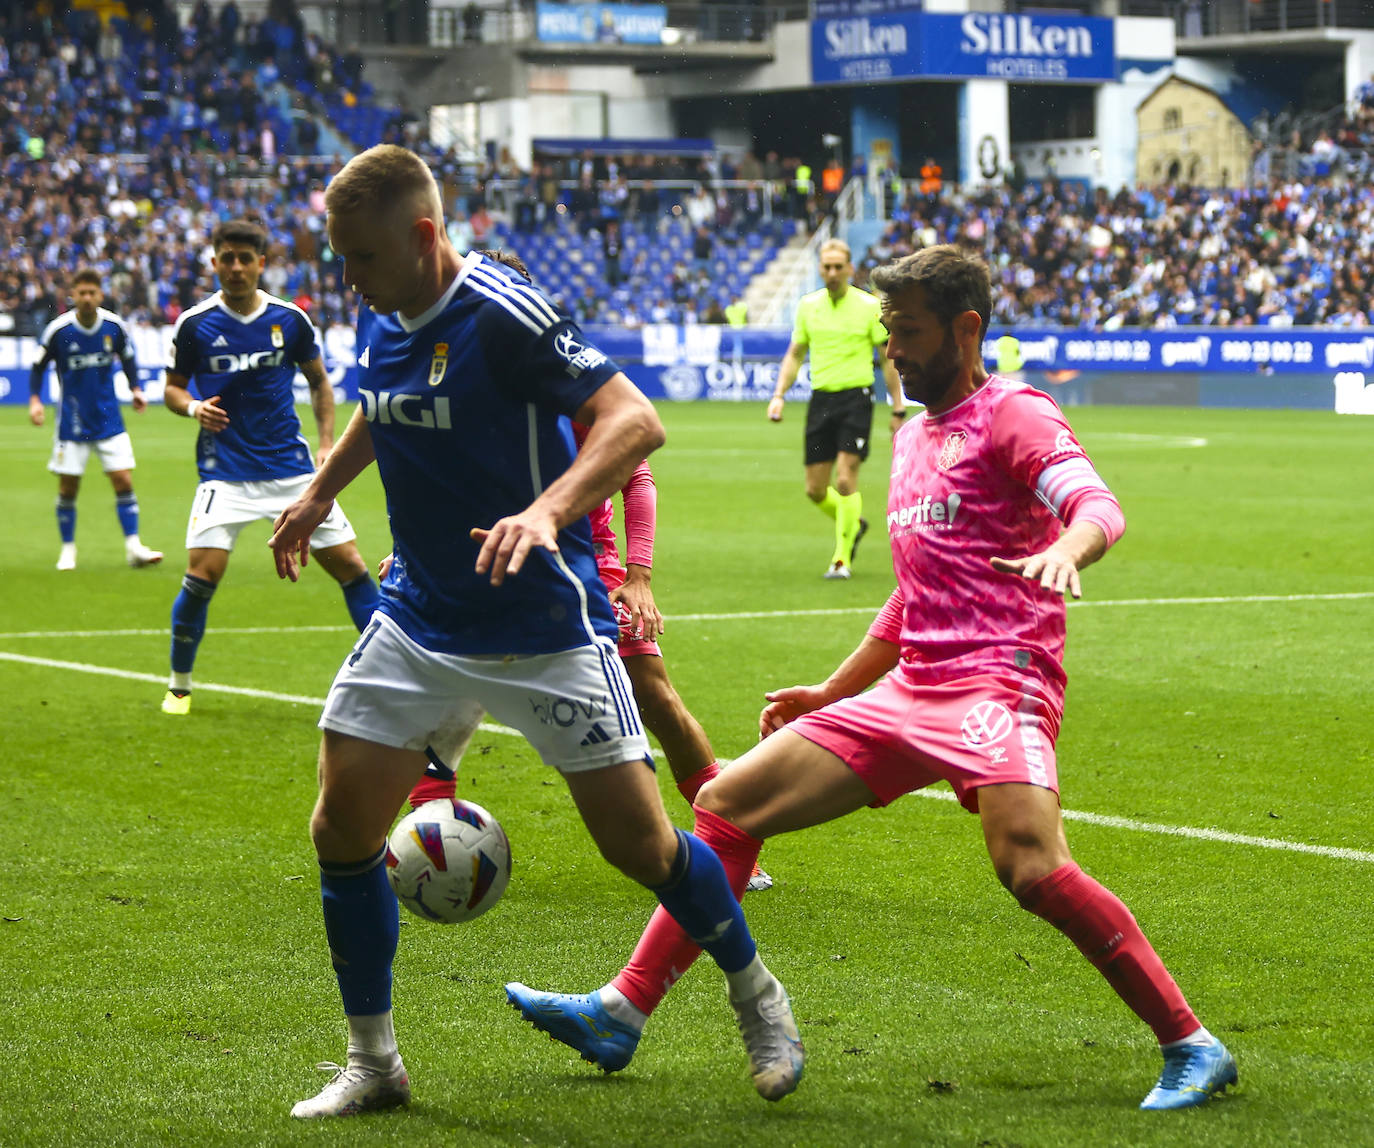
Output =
[
  {"x1": 621, "y1": 459, "x2": 656, "y2": 568},
  {"x1": 867, "y1": 587, "x2": 904, "y2": 645},
  {"x1": 1060, "y1": 487, "x2": 1126, "y2": 549},
  {"x1": 990, "y1": 387, "x2": 1091, "y2": 487}
]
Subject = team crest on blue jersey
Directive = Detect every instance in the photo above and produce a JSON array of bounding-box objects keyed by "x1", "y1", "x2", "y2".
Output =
[
  {"x1": 103, "y1": 334, "x2": 113, "y2": 351},
  {"x1": 270, "y1": 324, "x2": 284, "y2": 348},
  {"x1": 429, "y1": 342, "x2": 449, "y2": 387}
]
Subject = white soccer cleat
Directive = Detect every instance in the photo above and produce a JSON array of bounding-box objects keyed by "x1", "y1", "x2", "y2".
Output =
[
  {"x1": 56, "y1": 546, "x2": 77, "y2": 571},
  {"x1": 731, "y1": 976, "x2": 804, "y2": 1101},
  {"x1": 290, "y1": 1060, "x2": 410, "y2": 1119},
  {"x1": 126, "y1": 542, "x2": 163, "y2": 568},
  {"x1": 823, "y1": 561, "x2": 851, "y2": 580},
  {"x1": 746, "y1": 864, "x2": 773, "y2": 892}
]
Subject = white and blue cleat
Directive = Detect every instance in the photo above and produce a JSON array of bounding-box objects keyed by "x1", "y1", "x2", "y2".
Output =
[
  {"x1": 1140, "y1": 1039, "x2": 1237, "y2": 1110},
  {"x1": 505, "y1": 983, "x2": 641, "y2": 1072}
]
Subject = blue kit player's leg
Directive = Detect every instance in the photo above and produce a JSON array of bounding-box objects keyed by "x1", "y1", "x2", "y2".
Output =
[{"x1": 162, "y1": 573, "x2": 216, "y2": 715}]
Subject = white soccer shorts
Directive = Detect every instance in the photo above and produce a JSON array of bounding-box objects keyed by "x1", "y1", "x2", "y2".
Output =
[
  {"x1": 320, "y1": 612, "x2": 652, "y2": 774},
  {"x1": 47, "y1": 432, "x2": 136, "y2": 476},
  {"x1": 184, "y1": 476, "x2": 357, "y2": 552}
]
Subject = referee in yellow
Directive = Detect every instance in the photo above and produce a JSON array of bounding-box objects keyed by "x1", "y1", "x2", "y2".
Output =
[{"x1": 767, "y1": 238, "x2": 904, "y2": 579}]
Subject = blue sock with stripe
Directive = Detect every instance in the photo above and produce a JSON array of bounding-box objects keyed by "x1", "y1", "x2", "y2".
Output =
[
  {"x1": 115, "y1": 491, "x2": 139, "y2": 538},
  {"x1": 340, "y1": 572, "x2": 381, "y2": 633},
  {"x1": 320, "y1": 846, "x2": 398, "y2": 1015},
  {"x1": 170, "y1": 574, "x2": 216, "y2": 675},
  {"x1": 56, "y1": 496, "x2": 76, "y2": 544},
  {"x1": 650, "y1": 828, "x2": 757, "y2": 974}
]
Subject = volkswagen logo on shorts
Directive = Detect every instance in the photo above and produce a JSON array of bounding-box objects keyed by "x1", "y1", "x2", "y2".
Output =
[{"x1": 960, "y1": 700, "x2": 1014, "y2": 748}]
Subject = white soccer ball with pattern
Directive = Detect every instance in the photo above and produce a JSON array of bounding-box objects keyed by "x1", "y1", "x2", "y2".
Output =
[{"x1": 385, "y1": 799, "x2": 512, "y2": 923}]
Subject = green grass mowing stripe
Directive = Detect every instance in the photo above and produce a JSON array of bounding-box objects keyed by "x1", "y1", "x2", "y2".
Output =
[{"x1": 6, "y1": 646, "x2": 1371, "y2": 867}]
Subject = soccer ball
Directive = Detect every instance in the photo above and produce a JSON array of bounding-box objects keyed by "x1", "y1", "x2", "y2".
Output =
[{"x1": 385, "y1": 799, "x2": 512, "y2": 924}]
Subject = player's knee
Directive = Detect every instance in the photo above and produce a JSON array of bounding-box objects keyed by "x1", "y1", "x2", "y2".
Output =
[{"x1": 595, "y1": 831, "x2": 675, "y2": 887}]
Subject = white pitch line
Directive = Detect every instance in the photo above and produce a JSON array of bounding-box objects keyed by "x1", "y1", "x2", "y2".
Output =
[
  {"x1": 3, "y1": 649, "x2": 1369, "y2": 867},
  {"x1": 2, "y1": 590, "x2": 1370, "y2": 641},
  {"x1": 910, "y1": 789, "x2": 1374, "y2": 864}
]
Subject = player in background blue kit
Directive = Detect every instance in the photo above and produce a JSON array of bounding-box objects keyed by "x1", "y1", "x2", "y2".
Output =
[
  {"x1": 269, "y1": 145, "x2": 802, "y2": 1119},
  {"x1": 160, "y1": 218, "x2": 379, "y2": 716},
  {"x1": 28, "y1": 268, "x2": 162, "y2": 571}
]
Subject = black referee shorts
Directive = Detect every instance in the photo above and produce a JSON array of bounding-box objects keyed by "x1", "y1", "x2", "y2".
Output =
[{"x1": 804, "y1": 386, "x2": 874, "y2": 465}]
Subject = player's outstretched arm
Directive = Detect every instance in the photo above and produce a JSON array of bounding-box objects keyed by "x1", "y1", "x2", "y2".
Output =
[
  {"x1": 990, "y1": 520, "x2": 1109, "y2": 600},
  {"x1": 270, "y1": 405, "x2": 376, "y2": 581},
  {"x1": 473, "y1": 373, "x2": 664, "y2": 586},
  {"x1": 760, "y1": 632, "x2": 900, "y2": 738}
]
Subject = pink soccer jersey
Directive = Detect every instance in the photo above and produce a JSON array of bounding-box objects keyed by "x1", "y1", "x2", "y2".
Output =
[{"x1": 876, "y1": 375, "x2": 1112, "y2": 710}]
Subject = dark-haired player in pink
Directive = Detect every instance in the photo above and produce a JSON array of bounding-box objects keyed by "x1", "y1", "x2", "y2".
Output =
[{"x1": 506, "y1": 244, "x2": 1235, "y2": 1111}]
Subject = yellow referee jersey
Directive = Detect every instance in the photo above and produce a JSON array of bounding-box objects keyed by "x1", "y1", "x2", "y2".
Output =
[{"x1": 791, "y1": 284, "x2": 887, "y2": 393}]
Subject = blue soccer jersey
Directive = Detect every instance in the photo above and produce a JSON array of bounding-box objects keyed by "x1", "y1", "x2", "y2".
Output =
[
  {"x1": 35, "y1": 309, "x2": 136, "y2": 442},
  {"x1": 358, "y1": 251, "x2": 622, "y2": 656},
  {"x1": 167, "y1": 293, "x2": 322, "y2": 482}
]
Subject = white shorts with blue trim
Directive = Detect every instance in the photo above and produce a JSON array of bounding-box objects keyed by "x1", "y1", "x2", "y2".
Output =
[
  {"x1": 319, "y1": 611, "x2": 651, "y2": 774},
  {"x1": 184, "y1": 476, "x2": 357, "y2": 552},
  {"x1": 48, "y1": 431, "x2": 135, "y2": 476}
]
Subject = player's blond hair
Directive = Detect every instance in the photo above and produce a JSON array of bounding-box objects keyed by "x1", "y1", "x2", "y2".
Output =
[
  {"x1": 325, "y1": 144, "x2": 442, "y2": 222},
  {"x1": 818, "y1": 238, "x2": 852, "y2": 263}
]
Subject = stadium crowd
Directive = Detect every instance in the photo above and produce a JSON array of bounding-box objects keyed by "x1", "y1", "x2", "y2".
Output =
[{"x1": 3, "y1": 0, "x2": 1374, "y2": 334}]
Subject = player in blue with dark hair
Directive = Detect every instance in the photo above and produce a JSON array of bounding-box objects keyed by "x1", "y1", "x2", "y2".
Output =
[
  {"x1": 160, "y1": 218, "x2": 379, "y2": 716},
  {"x1": 28, "y1": 268, "x2": 163, "y2": 571},
  {"x1": 269, "y1": 144, "x2": 802, "y2": 1119}
]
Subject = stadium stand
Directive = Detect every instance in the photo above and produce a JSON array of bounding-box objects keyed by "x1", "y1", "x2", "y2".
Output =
[{"x1": 3, "y1": 0, "x2": 1374, "y2": 335}]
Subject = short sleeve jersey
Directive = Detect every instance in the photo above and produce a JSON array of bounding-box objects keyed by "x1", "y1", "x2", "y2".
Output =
[
  {"x1": 886, "y1": 375, "x2": 1103, "y2": 710},
  {"x1": 167, "y1": 292, "x2": 322, "y2": 482},
  {"x1": 790, "y1": 284, "x2": 887, "y2": 393},
  {"x1": 37, "y1": 309, "x2": 134, "y2": 442},
  {"x1": 358, "y1": 251, "x2": 622, "y2": 656}
]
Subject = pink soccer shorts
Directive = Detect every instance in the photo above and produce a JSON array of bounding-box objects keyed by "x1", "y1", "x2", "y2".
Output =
[{"x1": 786, "y1": 666, "x2": 1063, "y2": 812}]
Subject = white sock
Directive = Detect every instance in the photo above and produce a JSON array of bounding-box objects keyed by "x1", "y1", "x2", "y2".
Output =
[
  {"x1": 60, "y1": 543, "x2": 76, "y2": 557},
  {"x1": 125, "y1": 534, "x2": 142, "y2": 550},
  {"x1": 597, "y1": 985, "x2": 647, "y2": 1032},
  {"x1": 347, "y1": 1011, "x2": 402, "y2": 1069},
  {"x1": 725, "y1": 953, "x2": 774, "y2": 1003},
  {"x1": 170, "y1": 672, "x2": 192, "y2": 692},
  {"x1": 1161, "y1": 1025, "x2": 1214, "y2": 1051}
]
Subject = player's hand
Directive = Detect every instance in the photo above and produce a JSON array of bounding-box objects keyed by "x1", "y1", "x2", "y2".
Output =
[
  {"x1": 471, "y1": 509, "x2": 560, "y2": 586},
  {"x1": 315, "y1": 445, "x2": 332, "y2": 469},
  {"x1": 759, "y1": 683, "x2": 831, "y2": 739},
  {"x1": 610, "y1": 574, "x2": 663, "y2": 642},
  {"x1": 195, "y1": 394, "x2": 230, "y2": 433},
  {"x1": 378, "y1": 552, "x2": 394, "y2": 579},
  {"x1": 28, "y1": 398, "x2": 44, "y2": 427},
  {"x1": 990, "y1": 550, "x2": 1083, "y2": 599},
  {"x1": 268, "y1": 497, "x2": 333, "y2": 581},
  {"x1": 766, "y1": 396, "x2": 784, "y2": 423},
  {"x1": 130, "y1": 390, "x2": 148, "y2": 413}
]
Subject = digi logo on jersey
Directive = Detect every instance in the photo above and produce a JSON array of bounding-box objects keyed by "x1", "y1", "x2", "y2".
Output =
[
  {"x1": 65, "y1": 350, "x2": 115, "y2": 371},
  {"x1": 553, "y1": 329, "x2": 608, "y2": 377},
  {"x1": 206, "y1": 349, "x2": 288, "y2": 373},
  {"x1": 888, "y1": 491, "x2": 963, "y2": 532},
  {"x1": 359, "y1": 388, "x2": 453, "y2": 429}
]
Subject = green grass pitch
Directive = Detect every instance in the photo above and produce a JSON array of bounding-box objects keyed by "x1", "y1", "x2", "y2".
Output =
[{"x1": 1, "y1": 400, "x2": 1371, "y2": 1147}]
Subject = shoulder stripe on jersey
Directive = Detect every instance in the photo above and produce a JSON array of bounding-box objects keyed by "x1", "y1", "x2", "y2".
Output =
[
  {"x1": 39, "y1": 312, "x2": 75, "y2": 345},
  {"x1": 97, "y1": 308, "x2": 132, "y2": 336},
  {"x1": 1035, "y1": 456, "x2": 1110, "y2": 516},
  {"x1": 170, "y1": 294, "x2": 221, "y2": 338},
  {"x1": 468, "y1": 264, "x2": 561, "y2": 327},
  {"x1": 467, "y1": 265, "x2": 561, "y2": 331}
]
